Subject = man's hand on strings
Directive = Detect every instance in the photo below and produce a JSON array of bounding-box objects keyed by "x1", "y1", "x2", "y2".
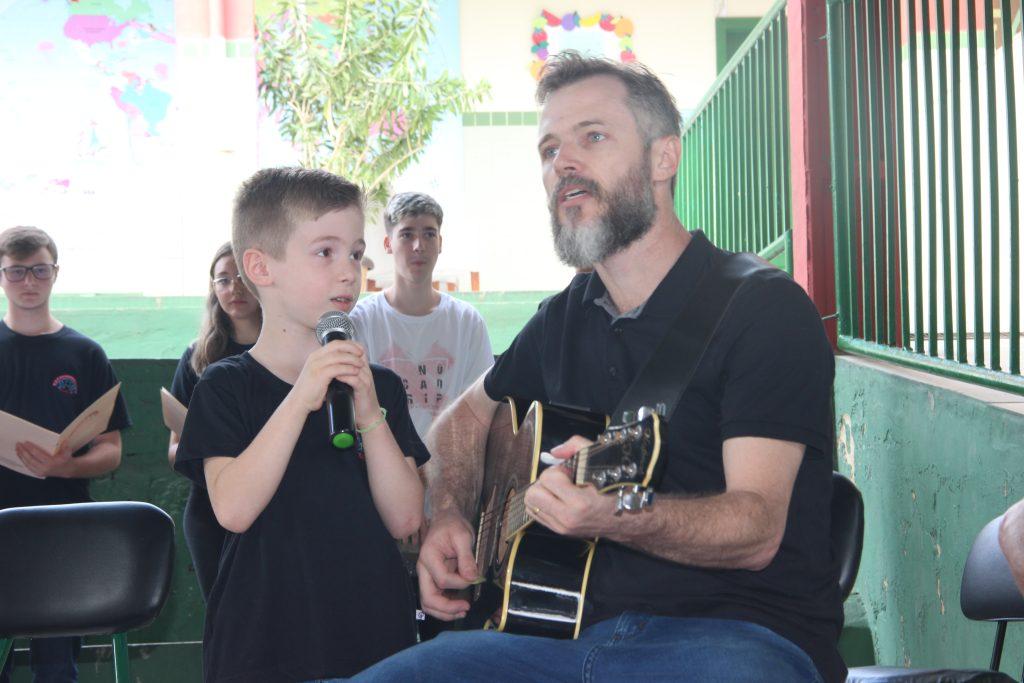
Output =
[{"x1": 523, "y1": 435, "x2": 618, "y2": 538}]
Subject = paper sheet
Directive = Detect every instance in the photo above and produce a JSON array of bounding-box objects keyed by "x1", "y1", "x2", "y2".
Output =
[
  {"x1": 0, "y1": 383, "x2": 122, "y2": 479},
  {"x1": 160, "y1": 387, "x2": 187, "y2": 435}
]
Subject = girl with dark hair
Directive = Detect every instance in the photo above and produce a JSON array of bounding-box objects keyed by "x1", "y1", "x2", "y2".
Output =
[{"x1": 168, "y1": 241, "x2": 261, "y2": 601}]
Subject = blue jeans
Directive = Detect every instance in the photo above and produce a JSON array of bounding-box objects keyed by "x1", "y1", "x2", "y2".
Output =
[
  {"x1": 0, "y1": 636, "x2": 80, "y2": 683},
  {"x1": 349, "y1": 613, "x2": 824, "y2": 682}
]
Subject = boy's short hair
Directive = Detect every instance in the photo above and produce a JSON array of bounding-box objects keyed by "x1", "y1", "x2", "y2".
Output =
[
  {"x1": 0, "y1": 226, "x2": 58, "y2": 263},
  {"x1": 383, "y1": 192, "x2": 444, "y2": 233},
  {"x1": 232, "y1": 167, "x2": 364, "y2": 294}
]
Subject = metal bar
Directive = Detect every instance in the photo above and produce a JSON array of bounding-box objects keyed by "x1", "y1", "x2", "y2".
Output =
[
  {"x1": 758, "y1": 36, "x2": 771, "y2": 249},
  {"x1": 922, "y1": 0, "x2": 938, "y2": 357},
  {"x1": 701, "y1": 117, "x2": 709, "y2": 230},
  {"x1": 984, "y1": 0, "x2": 1001, "y2": 370},
  {"x1": 937, "y1": 0, "x2": 953, "y2": 360},
  {"x1": 951, "y1": 0, "x2": 968, "y2": 363},
  {"x1": 990, "y1": 621, "x2": 1007, "y2": 671},
  {"x1": 827, "y1": 0, "x2": 854, "y2": 337},
  {"x1": 746, "y1": 59, "x2": 755, "y2": 250},
  {"x1": 879, "y1": 0, "x2": 899, "y2": 347},
  {"x1": 741, "y1": 68, "x2": 749, "y2": 250},
  {"x1": 854, "y1": 0, "x2": 875, "y2": 340},
  {"x1": 1000, "y1": 0, "x2": 1020, "y2": 374},
  {"x1": 730, "y1": 82, "x2": 739, "y2": 251},
  {"x1": 747, "y1": 57, "x2": 757, "y2": 251},
  {"x1": 113, "y1": 632, "x2": 131, "y2": 683},
  {"x1": 742, "y1": 60, "x2": 752, "y2": 250},
  {"x1": 767, "y1": 22, "x2": 780, "y2": 247},
  {"x1": 713, "y1": 99, "x2": 722, "y2": 242},
  {"x1": 781, "y1": 15, "x2": 792, "y2": 235},
  {"x1": 968, "y1": 0, "x2": 985, "y2": 366},
  {"x1": 895, "y1": 0, "x2": 911, "y2": 349},
  {"x1": 870, "y1": 0, "x2": 889, "y2": 343},
  {"x1": 909, "y1": 0, "x2": 925, "y2": 353},
  {"x1": 838, "y1": 336, "x2": 1024, "y2": 395}
]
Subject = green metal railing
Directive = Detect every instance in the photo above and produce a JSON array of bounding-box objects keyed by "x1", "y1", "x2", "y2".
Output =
[
  {"x1": 827, "y1": 0, "x2": 1023, "y2": 392},
  {"x1": 676, "y1": 0, "x2": 792, "y2": 272}
]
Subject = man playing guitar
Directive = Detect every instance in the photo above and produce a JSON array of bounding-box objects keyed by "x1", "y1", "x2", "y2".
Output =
[{"x1": 355, "y1": 52, "x2": 843, "y2": 683}]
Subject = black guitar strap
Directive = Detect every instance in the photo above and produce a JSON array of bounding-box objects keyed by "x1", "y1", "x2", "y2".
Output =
[{"x1": 609, "y1": 250, "x2": 775, "y2": 426}]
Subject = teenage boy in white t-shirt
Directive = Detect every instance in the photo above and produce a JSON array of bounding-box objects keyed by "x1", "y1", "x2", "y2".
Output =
[{"x1": 351, "y1": 192, "x2": 493, "y2": 439}]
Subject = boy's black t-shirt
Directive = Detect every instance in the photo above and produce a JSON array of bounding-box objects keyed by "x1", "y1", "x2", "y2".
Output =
[
  {"x1": 0, "y1": 322, "x2": 132, "y2": 509},
  {"x1": 174, "y1": 352, "x2": 430, "y2": 682},
  {"x1": 483, "y1": 231, "x2": 844, "y2": 683}
]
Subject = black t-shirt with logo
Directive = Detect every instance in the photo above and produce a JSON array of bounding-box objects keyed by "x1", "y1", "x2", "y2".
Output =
[
  {"x1": 174, "y1": 352, "x2": 430, "y2": 682},
  {"x1": 0, "y1": 321, "x2": 132, "y2": 509},
  {"x1": 483, "y1": 231, "x2": 844, "y2": 683}
]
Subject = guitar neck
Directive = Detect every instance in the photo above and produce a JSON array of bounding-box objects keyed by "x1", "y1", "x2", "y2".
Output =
[{"x1": 503, "y1": 451, "x2": 585, "y2": 539}]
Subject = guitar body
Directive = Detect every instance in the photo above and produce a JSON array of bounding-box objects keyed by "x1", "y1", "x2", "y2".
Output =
[
  {"x1": 468, "y1": 400, "x2": 659, "y2": 639},
  {"x1": 497, "y1": 524, "x2": 596, "y2": 638}
]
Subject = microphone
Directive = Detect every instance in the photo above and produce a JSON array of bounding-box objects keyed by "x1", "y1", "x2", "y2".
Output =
[{"x1": 315, "y1": 311, "x2": 357, "y2": 450}]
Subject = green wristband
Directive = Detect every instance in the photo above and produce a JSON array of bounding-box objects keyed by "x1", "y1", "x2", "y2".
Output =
[{"x1": 357, "y1": 407, "x2": 388, "y2": 434}]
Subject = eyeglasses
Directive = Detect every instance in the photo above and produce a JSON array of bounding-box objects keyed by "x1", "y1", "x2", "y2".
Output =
[
  {"x1": 0, "y1": 263, "x2": 58, "y2": 282},
  {"x1": 212, "y1": 274, "x2": 244, "y2": 290}
]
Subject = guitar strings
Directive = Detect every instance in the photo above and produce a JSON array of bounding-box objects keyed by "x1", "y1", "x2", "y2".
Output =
[
  {"x1": 473, "y1": 439, "x2": 643, "y2": 528},
  {"x1": 474, "y1": 454, "x2": 651, "y2": 529}
]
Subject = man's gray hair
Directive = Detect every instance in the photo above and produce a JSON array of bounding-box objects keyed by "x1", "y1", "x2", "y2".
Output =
[
  {"x1": 535, "y1": 51, "x2": 681, "y2": 145},
  {"x1": 383, "y1": 192, "x2": 444, "y2": 232}
]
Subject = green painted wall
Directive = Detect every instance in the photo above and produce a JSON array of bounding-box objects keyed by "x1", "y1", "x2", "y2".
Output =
[{"x1": 835, "y1": 354, "x2": 1024, "y2": 675}]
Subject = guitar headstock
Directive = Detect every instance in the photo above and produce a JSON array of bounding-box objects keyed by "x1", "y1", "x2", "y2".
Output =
[{"x1": 574, "y1": 409, "x2": 660, "y2": 491}]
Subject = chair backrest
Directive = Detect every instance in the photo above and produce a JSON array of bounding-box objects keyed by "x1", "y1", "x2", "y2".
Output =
[
  {"x1": 961, "y1": 515, "x2": 1024, "y2": 622},
  {"x1": 830, "y1": 472, "x2": 865, "y2": 601},
  {"x1": 0, "y1": 502, "x2": 174, "y2": 638}
]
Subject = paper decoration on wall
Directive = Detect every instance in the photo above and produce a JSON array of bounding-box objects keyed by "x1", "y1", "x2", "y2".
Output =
[{"x1": 530, "y1": 10, "x2": 635, "y2": 80}]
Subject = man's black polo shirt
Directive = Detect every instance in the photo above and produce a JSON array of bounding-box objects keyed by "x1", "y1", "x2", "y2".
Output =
[{"x1": 483, "y1": 231, "x2": 844, "y2": 683}]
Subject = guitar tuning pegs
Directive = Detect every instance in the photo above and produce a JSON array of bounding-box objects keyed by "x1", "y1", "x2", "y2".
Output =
[{"x1": 614, "y1": 485, "x2": 656, "y2": 516}]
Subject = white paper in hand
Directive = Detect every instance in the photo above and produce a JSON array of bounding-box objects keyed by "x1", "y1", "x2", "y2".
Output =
[
  {"x1": 160, "y1": 387, "x2": 187, "y2": 435},
  {"x1": 0, "y1": 383, "x2": 122, "y2": 479}
]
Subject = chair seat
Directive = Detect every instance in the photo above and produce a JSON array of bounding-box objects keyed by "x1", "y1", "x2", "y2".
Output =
[{"x1": 847, "y1": 666, "x2": 1016, "y2": 683}]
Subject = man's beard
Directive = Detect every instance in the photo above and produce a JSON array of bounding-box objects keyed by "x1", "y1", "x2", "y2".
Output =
[{"x1": 548, "y1": 156, "x2": 657, "y2": 269}]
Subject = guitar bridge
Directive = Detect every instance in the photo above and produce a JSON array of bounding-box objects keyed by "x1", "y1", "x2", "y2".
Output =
[{"x1": 614, "y1": 485, "x2": 655, "y2": 515}]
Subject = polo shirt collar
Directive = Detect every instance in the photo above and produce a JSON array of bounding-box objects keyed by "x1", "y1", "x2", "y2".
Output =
[{"x1": 585, "y1": 230, "x2": 719, "y2": 321}]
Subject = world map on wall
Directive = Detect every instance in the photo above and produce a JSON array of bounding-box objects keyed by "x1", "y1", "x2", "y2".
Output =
[{"x1": 0, "y1": 0, "x2": 175, "y2": 194}]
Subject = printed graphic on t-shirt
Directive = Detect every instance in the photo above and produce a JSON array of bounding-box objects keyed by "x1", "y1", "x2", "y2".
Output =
[
  {"x1": 378, "y1": 342, "x2": 455, "y2": 415},
  {"x1": 51, "y1": 374, "x2": 78, "y2": 396}
]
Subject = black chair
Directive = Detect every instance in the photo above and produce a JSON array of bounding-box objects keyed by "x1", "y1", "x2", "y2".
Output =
[
  {"x1": 832, "y1": 471, "x2": 865, "y2": 602},
  {"x1": 847, "y1": 515, "x2": 1024, "y2": 683},
  {"x1": 0, "y1": 502, "x2": 175, "y2": 681}
]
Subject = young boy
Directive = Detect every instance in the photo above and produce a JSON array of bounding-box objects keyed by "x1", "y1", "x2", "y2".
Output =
[
  {"x1": 0, "y1": 226, "x2": 131, "y2": 683},
  {"x1": 350, "y1": 192, "x2": 493, "y2": 439},
  {"x1": 174, "y1": 168, "x2": 429, "y2": 682}
]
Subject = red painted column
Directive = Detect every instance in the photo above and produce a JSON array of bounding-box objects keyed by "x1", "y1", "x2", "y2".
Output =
[{"x1": 787, "y1": 0, "x2": 838, "y2": 347}]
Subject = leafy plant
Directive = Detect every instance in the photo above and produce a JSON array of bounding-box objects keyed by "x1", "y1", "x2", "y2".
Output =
[{"x1": 257, "y1": 0, "x2": 489, "y2": 205}]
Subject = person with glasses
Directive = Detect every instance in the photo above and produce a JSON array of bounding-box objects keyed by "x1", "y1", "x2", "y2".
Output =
[
  {"x1": 0, "y1": 225, "x2": 131, "y2": 683},
  {"x1": 167, "y1": 241, "x2": 261, "y2": 602}
]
